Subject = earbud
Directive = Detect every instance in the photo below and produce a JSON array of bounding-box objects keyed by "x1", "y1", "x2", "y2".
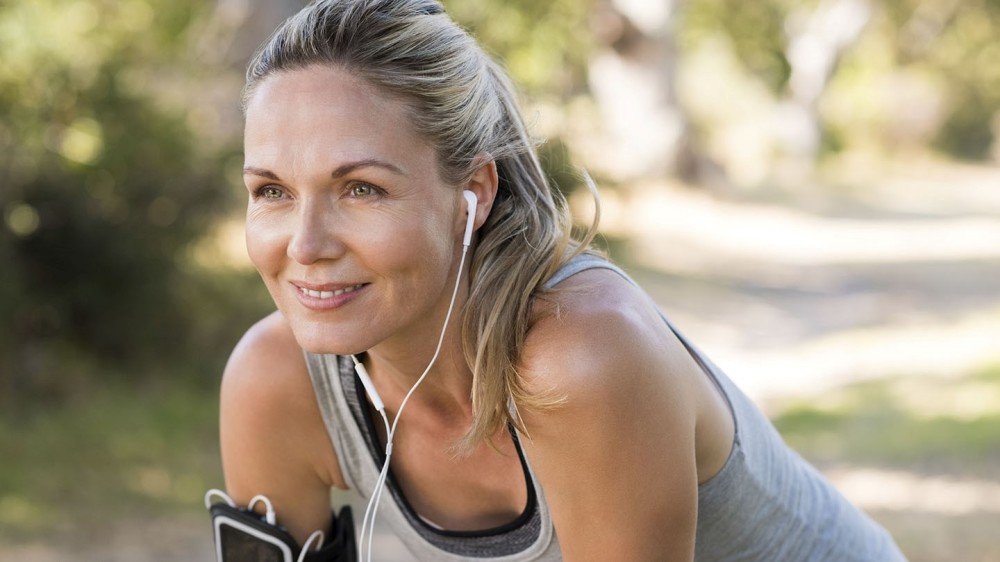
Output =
[{"x1": 462, "y1": 190, "x2": 477, "y2": 247}]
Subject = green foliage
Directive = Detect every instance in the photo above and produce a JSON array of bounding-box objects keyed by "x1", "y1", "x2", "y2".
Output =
[
  {"x1": 441, "y1": 0, "x2": 595, "y2": 98},
  {"x1": 868, "y1": 0, "x2": 1000, "y2": 159},
  {"x1": 923, "y1": 1, "x2": 1000, "y2": 160},
  {"x1": 682, "y1": 0, "x2": 1000, "y2": 160},
  {"x1": 0, "y1": 0, "x2": 247, "y2": 406},
  {"x1": 681, "y1": 0, "x2": 795, "y2": 94}
]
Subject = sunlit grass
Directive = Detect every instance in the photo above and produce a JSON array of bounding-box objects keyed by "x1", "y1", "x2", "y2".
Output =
[
  {"x1": 773, "y1": 361, "x2": 1000, "y2": 476},
  {"x1": 0, "y1": 375, "x2": 222, "y2": 542}
]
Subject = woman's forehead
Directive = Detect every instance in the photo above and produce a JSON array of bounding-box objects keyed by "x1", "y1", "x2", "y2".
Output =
[{"x1": 243, "y1": 66, "x2": 434, "y2": 173}]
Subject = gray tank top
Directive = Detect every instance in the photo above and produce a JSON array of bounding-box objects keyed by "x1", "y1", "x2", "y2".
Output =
[{"x1": 303, "y1": 253, "x2": 907, "y2": 561}]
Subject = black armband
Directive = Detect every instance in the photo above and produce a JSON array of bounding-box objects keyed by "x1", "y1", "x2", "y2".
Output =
[{"x1": 206, "y1": 489, "x2": 356, "y2": 562}]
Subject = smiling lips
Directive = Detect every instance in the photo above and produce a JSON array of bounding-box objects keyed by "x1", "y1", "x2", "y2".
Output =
[
  {"x1": 296, "y1": 283, "x2": 366, "y2": 299},
  {"x1": 292, "y1": 281, "x2": 369, "y2": 311}
]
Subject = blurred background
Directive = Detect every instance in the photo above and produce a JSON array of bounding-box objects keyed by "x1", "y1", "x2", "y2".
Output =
[{"x1": 1, "y1": 0, "x2": 998, "y2": 560}]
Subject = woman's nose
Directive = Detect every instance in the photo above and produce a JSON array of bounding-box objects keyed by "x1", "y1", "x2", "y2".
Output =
[{"x1": 287, "y1": 201, "x2": 347, "y2": 265}]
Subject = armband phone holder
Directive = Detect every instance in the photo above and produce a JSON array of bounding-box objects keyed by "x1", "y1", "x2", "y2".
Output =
[{"x1": 205, "y1": 489, "x2": 356, "y2": 562}]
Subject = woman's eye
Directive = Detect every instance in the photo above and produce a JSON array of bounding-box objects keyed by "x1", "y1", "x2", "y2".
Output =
[
  {"x1": 252, "y1": 185, "x2": 284, "y2": 200},
  {"x1": 349, "y1": 183, "x2": 379, "y2": 198}
]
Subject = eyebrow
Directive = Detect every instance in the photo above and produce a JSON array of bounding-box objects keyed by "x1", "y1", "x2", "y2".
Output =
[{"x1": 243, "y1": 158, "x2": 407, "y2": 181}]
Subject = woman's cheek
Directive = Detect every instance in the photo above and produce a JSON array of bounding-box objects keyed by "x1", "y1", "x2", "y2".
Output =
[
  {"x1": 368, "y1": 215, "x2": 443, "y2": 271},
  {"x1": 244, "y1": 214, "x2": 287, "y2": 272}
]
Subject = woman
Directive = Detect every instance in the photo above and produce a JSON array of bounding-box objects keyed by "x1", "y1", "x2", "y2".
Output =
[{"x1": 218, "y1": 0, "x2": 907, "y2": 560}]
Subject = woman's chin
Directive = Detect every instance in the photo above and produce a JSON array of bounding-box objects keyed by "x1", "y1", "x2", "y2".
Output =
[{"x1": 291, "y1": 322, "x2": 372, "y2": 356}]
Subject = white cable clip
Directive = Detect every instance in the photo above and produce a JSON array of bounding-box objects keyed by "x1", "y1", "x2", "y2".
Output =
[
  {"x1": 352, "y1": 359, "x2": 385, "y2": 412},
  {"x1": 204, "y1": 488, "x2": 237, "y2": 509},
  {"x1": 247, "y1": 494, "x2": 277, "y2": 525}
]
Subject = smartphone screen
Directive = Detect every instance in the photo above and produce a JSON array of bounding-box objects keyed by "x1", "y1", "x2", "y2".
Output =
[{"x1": 215, "y1": 517, "x2": 293, "y2": 562}]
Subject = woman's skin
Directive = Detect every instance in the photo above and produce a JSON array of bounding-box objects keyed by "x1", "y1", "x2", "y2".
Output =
[{"x1": 220, "y1": 64, "x2": 736, "y2": 561}]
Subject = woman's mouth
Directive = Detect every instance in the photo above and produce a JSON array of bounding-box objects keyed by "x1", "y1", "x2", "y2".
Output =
[
  {"x1": 294, "y1": 283, "x2": 369, "y2": 310},
  {"x1": 297, "y1": 283, "x2": 366, "y2": 298}
]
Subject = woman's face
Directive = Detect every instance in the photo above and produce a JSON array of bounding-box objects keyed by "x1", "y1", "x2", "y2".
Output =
[{"x1": 243, "y1": 65, "x2": 467, "y2": 354}]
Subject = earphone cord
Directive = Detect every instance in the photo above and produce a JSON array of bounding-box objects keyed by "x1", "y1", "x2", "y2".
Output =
[
  {"x1": 356, "y1": 244, "x2": 471, "y2": 562},
  {"x1": 360, "y1": 410, "x2": 390, "y2": 562}
]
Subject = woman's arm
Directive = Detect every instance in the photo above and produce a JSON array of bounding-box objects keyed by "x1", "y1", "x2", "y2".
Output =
[
  {"x1": 518, "y1": 270, "x2": 700, "y2": 561},
  {"x1": 219, "y1": 310, "x2": 347, "y2": 547}
]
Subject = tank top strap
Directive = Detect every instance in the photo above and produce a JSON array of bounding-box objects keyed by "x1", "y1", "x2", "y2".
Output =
[{"x1": 541, "y1": 252, "x2": 638, "y2": 290}]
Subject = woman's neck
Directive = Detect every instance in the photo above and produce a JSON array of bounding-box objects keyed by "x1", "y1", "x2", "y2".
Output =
[{"x1": 360, "y1": 304, "x2": 475, "y2": 424}]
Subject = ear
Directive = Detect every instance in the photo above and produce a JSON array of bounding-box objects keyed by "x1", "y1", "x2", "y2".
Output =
[{"x1": 460, "y1": 153, "x2": 498, "y2": 237}]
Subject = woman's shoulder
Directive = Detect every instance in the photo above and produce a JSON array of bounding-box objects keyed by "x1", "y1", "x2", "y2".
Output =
[
  {"x1": 515, "y1": 265, "x2": 702, "y2": 557},
  {"x1": 521, "y1": 262, "x2": 695, "y2": 410},
  {"x1": 220, "y1": 310, "x2": 347, "y2": 490},
  {"x1": 230, "y1": 309, "x2": 302, "y2": 363},
  {"x1": 223, "y1": 310, "x2": 312, "y2": 407}
]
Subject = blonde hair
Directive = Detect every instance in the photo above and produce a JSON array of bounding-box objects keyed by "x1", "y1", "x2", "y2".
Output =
[{"x1": 243, "y1": 0, "x2": 602, "y2": 454}]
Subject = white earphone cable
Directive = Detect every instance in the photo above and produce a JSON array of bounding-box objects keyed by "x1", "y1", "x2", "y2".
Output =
[
  {"x1": 296, "y1": 529, "x2": 325, "y2": 562},
  {"x1": 355, "y1": 243, "x2": 471, "y2": 562},
  {"x1": 364, "y1": 451, "x2": 392, "y2": 560},
  {"x1": 359, "y1": 406, "x2": 391, "y2": 561}
]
